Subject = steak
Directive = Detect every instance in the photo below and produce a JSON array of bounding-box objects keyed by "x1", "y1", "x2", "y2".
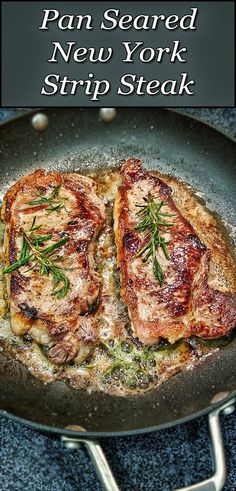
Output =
[
  {"x1": 114, "y1": 159, "x2": 236, "y2": 344},
  {"x1": 1, "y1": 169, "x2": 105, "y2": 364}
]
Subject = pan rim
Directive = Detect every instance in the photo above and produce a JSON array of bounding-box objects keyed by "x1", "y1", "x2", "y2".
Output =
[
  {"x1": 0, "y1": 388, "x2": 236, "y2": 438},
  {"x1": 0, "y1": 107, "x2": 235, "y2": 144},
  {"x1": 0, "y1": 107, "x2": 235, "y2": 437}
]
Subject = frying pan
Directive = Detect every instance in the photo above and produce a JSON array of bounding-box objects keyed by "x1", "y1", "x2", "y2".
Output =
[{"x1": 0, "y1": 108, "x2": 235, "y2": 491}]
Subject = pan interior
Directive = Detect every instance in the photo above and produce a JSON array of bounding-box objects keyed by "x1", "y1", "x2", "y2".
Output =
[{"x1": 0, "y1": 107, "x2": 235, "y2": 435}]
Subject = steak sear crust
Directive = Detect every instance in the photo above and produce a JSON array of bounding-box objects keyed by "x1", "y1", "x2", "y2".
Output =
[
  {"x1": 114, "y1": 159, "x2": 236, "y2": 344},
  {"x1": 1, "y1": 169, "x2": 105, "y2": 364}
]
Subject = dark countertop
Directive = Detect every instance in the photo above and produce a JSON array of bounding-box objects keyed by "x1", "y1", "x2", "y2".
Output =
[{"x1": 0, "y1": 108, "x2": 235, "y2": 491}]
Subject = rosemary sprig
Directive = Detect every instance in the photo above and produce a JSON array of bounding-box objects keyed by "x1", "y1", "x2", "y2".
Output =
[
  {"x1": 134, "y1": 197, "x2": 175, "y2": 286},
  {"x1": 3, "y1": 217, "x2": 70, "y2": 298},
  {"x1": 26, "y1": 184, "x2": 67, "y2": 213}
]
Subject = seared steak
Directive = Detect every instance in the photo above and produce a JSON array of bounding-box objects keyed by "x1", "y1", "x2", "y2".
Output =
[
  {"x1": 1, "y1": 169, "x2": 105, "y2": 364},
  {"x1": 114, "y1": 159, "x2": 236, "y2": 344}
]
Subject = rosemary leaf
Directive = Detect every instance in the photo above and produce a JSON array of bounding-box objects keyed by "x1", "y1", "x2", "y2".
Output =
[
  {"x1": 50, "y1": 184, "x2": 61, "y2": 198},
  {"x1": 3, "y1": 217, "x2": 70, "y2": 298},
  {"x1": 135, "y1": 198, "x2": 175, "y2": 286},
  {"x1": 26, "y1": 184, "x2": 67, "y2": 214},
  {"x1": 42, "y1": 237, "x2": 68, "y2": 255},
  {"x1": 153, "y1": 253, "x2": 164, "y2": 286},
  {"x1": 34, "y1": 234, "x2": 53, "y2": 244},
  {"x1": 4, "y1": 254, "x2": 33, "y2": 273},
  {"x1": 19, "y1": 238, "x2": 28, "y2": 261}
]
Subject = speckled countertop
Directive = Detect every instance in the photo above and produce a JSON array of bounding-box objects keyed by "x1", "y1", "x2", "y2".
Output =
[{"x1": 0, "y1": 108, "x2": 235, "y2": 491}]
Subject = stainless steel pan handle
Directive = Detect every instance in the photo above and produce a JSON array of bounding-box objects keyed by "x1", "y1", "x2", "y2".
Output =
[
  {"x1": 174, "y1": 398, "x2": 235, "y2": 491},
  {"x1": 62, "y1": 434, "x2": 120, "y2": 491},
  {"x1": 62, "y1": 398, "x2": 235, "y2": 491}
]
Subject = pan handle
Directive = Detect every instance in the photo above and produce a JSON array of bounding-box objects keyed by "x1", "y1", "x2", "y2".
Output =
[
  {"x1": 61, "y1": 398, "x2": 235, "y2": 491},
  {"x1": 62, "y1": 435, "x2": 120, "y2": 491},
  {"x1": 174, "y1": 398, "x2": 235, "y2": 491}
]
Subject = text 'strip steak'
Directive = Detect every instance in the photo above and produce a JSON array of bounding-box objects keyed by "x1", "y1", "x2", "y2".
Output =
[
  {"x1": 1, "y1": 169, "x2": 105, "y2": 365},
  {"x1": 114, "y1": 159, "x2": 236, "y2": 345}
]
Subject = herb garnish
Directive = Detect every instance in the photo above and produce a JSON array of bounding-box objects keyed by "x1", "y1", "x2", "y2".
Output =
[
  {"x1": 3, "y1": 217, "x2": 69, "y2": 298},
  {"x1": 26, "y1": 184, "x2": 67, "y2": 213},
  {"x1": 134, "y1": 197, "x2": 175, "y2": 286}
]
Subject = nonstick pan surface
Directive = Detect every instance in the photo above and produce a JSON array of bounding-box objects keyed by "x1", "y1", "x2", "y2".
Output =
[{"x1": 0, "y1": 108, "x2": 235, "y2": 438}]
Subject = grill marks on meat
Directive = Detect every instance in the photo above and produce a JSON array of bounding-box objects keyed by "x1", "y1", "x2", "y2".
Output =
[
  {"x1": 114, "y1": 159, "x2": 236, "y2": 344},
  {"x1": 1, "y1": 169, "x2": 105, "y2": 364}
]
